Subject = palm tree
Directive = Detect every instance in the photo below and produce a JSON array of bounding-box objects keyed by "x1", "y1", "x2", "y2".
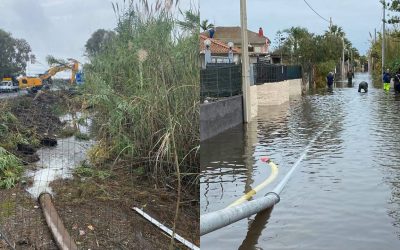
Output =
[
  {"x1": 326, "y1": 25, "x2": 345, "y2": 37},
  {"x1": 200, "y1": 19, "x2": 214, "y2": 31},
  {"x1": 177, "y1": 10, "x2": 200, "y2": 33}
]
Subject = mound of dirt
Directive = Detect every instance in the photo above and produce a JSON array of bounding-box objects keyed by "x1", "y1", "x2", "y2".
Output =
[{"x1": 10, "y1": 91, "x2": 66, "y2": 137}]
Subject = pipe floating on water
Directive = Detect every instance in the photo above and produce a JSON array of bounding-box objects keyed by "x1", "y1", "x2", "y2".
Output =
[
  {"x1": 201, "y1": 192, "x2": 280, "y2": 236},
  {"x1": 228, "y1": 157, "x2": 278, "y2": 208},
  {"x1": 38, "y1": 193, "x2": 78, "y2": 250},
  {"x1": 201, "y1": 120, "x2": 337, "y2": 236}
]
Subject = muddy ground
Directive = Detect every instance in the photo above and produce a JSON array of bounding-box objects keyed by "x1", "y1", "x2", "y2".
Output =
[{"x1": 0, "y1": 91, "x2": 199, "y2": 249}]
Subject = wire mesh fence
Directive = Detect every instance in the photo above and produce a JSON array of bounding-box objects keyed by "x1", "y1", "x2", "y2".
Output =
[
  {"x1": 0, "y1": 89, "x2": 199, "y2": 249},
  {"x1": 200, "y1": 64, "x2": 242, "y2": 102}
]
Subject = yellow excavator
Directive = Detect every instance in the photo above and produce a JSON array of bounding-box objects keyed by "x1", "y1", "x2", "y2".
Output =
[{"x1": 18, "y1": 58, "x2": 80, "y2": 91}]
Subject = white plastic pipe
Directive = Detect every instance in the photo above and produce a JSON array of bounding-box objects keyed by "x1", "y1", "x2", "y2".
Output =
[{"x1": 132, "y1": 207, "x2": 200, "y2": 250}]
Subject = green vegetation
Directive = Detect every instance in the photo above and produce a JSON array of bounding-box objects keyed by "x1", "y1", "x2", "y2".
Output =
[
  {"x1": 82, "y1": 2, "x2": 199, "y2": 184},
  {"x1": 75, "y1": 163, "x2": 111, "y2": 180},
  {"x1": 0, "y1": 147, "x2": 23, "y2": 189},
  {"x1": 85, "y1": 29, "x2": 116, "y2": 57},
  {"x1": 0, "y1": 28, "x2": 34, "y2": 77},
  {"x1": 276, "y1": 25, "x2": 360, "y2": 87},
  {"x1": 368, "y1": 1, "x2": 400, "y2": 78},
  {"x1": 0, "y1": 198, "x2": 16, "y2": 221},
  {"x1": 369, "y1": 32, "x2": 400, "y2": 78},
  {"x1": 0, "y1": 103, "x2": 38, "y2": 152},
  {"x1": 200, "y1": 19, "x2": 214, "y2": 31},
  {"x1": 74, "y1": 132, "x2": 91, "y2": 141}
]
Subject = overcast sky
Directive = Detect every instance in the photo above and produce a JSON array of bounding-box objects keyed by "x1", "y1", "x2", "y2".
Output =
[
  {"x1": 201, "y1": 0, "x2": 385, "y2": 56},
  {"x1": 0, "y1": 0, "x2": 196, "y2": 77}
]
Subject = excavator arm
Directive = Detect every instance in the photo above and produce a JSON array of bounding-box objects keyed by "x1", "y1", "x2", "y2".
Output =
[{"x1": 40, "y1": 59, "x2": 80, "y2": 85}]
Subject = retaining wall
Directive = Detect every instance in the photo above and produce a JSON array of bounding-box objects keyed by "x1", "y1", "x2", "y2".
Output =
[
  {"x1": 200, "y1": 79, "x2": 303, "y2": 141},
  {"x1": 200, "y1": 95, "x2": 243, "y2": 141}
]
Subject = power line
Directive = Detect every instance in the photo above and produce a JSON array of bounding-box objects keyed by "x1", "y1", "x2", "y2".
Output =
[{"x1": 303, "y1": 0, "x2": 330, "y2": 23}]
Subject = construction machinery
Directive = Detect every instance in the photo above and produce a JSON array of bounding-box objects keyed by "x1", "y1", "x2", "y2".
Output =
[
  {"x1": 18, "y1": 77, "x2": 43, "y2": 92},
  {"x1": 18, "y1": 58, "x2": 80, "y2": 92},
  {"x1": 39, "y1": 58, "x2": 80, "y2": 86}
]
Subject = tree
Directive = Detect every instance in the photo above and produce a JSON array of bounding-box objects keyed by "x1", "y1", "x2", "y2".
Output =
[
  {"x1": 387, "y1": 0, "x2": 400, "y2": 24},
  {"x1": 0, "y1": 28, "x2": 33, "y2": 77},
  {"x1": 200, "y1": 19, "x2": 214, "y2": 31},
  {"x1": 85, "y1": 29, "x2": 115, "y2": 58},
  {"x1": 177, "y1": 10, "x2": 199, "y2": 33},
  {"x1": 325, "y1": 25, "x2": 345, "y2": 37}
]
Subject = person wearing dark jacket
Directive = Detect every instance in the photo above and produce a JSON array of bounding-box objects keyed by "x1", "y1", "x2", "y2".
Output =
[
  {"x1": 327, "y1": 72, "x2": 334, "y2": 89},
  {"x1": 394, "y1": 68, "x2": 400, "y2": 93},
  {"x1": 358, "y1": 81, "x2": 368, "y2": 93},
  {"x1": 383, "y1": 69, "x2": 391, "y2": 91},
  {"x1": 347, "y1": 70, "x2": 354, "y2": 86}
]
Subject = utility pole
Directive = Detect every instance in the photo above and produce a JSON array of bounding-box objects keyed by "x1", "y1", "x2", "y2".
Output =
[
  {"x1": 382, "y1": 0, "x2": 386, "y2": 76},
  {"x1": 351, "y1": 49, "x2": 353, "y2": 72},
  {"x1": 330, "y1": 17, "x2": 332, "y2": 29},
  {"x1": 375, "y1": 28, "x2": 377, "y2": 43},
  {"x1": 342, "y1": 37, "x2": 345, "y2": 79},
  {"x1": 240, "y1": 0, "x2": 250, "y2": 123},
  {"x1": 278, "y1": 33, "x2": 283, "y2": 64},
  {"x1": 347, "y1": 49, "x2": 350, "y2": 72}
]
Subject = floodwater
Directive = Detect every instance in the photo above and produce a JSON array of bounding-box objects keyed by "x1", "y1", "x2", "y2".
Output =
[
  {"x1": 26, "y1": 113, "x2": 94, "y2": 198},
  {"x1": 200, "y1": 73, "x2": 400, "y2": 249}
]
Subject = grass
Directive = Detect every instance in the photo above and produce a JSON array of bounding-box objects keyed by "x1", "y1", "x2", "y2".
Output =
[
  {"x1": 0, "y1": 198, "x2": 16, "y2": 221},
  {"x1": 75, "y1": 163, "x2": 111, "y2": 180},
  {"x1": 0, "y1": 147, "x2": 23, "y2": 189},
  {"x1": 59, "y1": 126, "x2": 78, "y2": 138},
  {"x1": 75, "y1": 132, "x2": 91, "y2": 141}
]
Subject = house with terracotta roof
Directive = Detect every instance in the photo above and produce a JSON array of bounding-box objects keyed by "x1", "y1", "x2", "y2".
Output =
[
  {"x1": 201, "y1": 26, "x2": 271, "y2": 64},
  {"x1": 199, "y1": 34, "x2": 240, "y2": 68}
]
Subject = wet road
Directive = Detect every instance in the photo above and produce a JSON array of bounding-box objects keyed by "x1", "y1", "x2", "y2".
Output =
[
  {"x1": 0, "y1": 90, "x2": 28, "y2": 99},
  {"x1": 200, "y1": 73, "x2": 400, "y2": 249}
]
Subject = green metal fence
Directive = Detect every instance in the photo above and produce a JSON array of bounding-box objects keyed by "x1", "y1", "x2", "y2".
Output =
[{"x1": 200, "y1": 64, "x2": 242, "y2": 101}]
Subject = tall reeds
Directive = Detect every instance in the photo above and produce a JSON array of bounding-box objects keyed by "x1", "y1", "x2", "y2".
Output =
[{"x1": 83, "y1": 0, "x2": 199, "y2": 186}]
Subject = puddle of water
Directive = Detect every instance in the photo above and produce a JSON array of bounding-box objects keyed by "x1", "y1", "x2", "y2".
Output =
[
  {"x1": 26, "y1": 112, "x2": 95, "y2": 198},
  {"x1": 26, "y1": 138, "x2": 94, "y2": 198},
  {"x1": 59, "y1": 112, "x2": 92, "y2": 134}
]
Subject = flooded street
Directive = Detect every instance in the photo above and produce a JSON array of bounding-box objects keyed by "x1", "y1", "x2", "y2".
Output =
[{"x1": 200, "y1": 73, "x2": 400, "y2": 249}]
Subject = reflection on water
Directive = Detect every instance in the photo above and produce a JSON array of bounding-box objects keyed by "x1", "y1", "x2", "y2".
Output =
[{"x1": 200, "y1": 73, "x2": 400, "y2": 249}]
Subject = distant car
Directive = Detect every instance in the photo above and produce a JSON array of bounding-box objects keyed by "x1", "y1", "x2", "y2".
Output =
[{"x1": 0, "y1": 80, "x2": 19, "y2": 92}]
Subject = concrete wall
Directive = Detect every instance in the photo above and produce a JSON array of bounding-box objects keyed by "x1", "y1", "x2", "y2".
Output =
[
  {"x1": 288, "y1": 79, "x2": 302, "y2": 97},
  {"x1": 249, "y1": 85, "x2": 258, "y2": 119},
  {"x1": 257, "y1": 81, "x2": 289, "y2": 106},
  {"x1": 200, "y1": 78, "x2": 302, "y2": 141},
  {"x1": 200, "y1": 95, "x2": 243, "y2": 141}
]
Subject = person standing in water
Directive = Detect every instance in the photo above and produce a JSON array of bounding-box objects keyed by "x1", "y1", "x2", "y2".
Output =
[
  {"x1": 327, "y1": 72, "x2": 334, "y2": 89},
  {"x1": 393, "y1": 68, "x2": 400, "y2": 93},
  {"x1": 347, "y1": 69, "x2": 354, "y2": 86},
  {"x1": 383, "y1": 69, "x2": 391, "y2": 91}
]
